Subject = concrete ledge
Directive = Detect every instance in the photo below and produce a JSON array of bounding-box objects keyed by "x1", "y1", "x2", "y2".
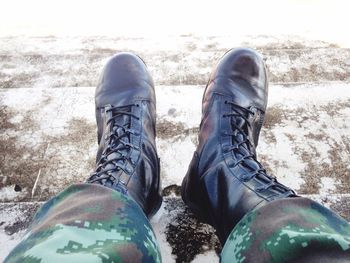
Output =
[
  {"x1": 1, "y1": 84, "x2": 350, "y2": 202},
  {"x1": 0, "y1": 35, "x2": 349, "y2": 88}
]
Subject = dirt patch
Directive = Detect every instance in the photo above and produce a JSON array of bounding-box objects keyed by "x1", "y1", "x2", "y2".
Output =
[
  {"x1": 31, "y1": 35, "x2": 56, "y2": 40},
  {"x1": 23, "y1": 54, "x2": 48, "y2": 64},
  {"x1": 305, "y1": 132, "x2": 328, "y2": 141},
  {"x1": 268, "y1": 62, "x2": 350, "y2": 83},
  {"x1": 297, "y1": 135, "x2": 350, "y2": 194},
  {"x1": 258, "y1": 154, "x2": 289, "y2": 180},
  {"x1": 265, "y1": 101, "x2": 347, "y2": 130},
  {"x1": 164, "y1": 197, "x2": 221, "y2": 263},
  {"x1": 247, "y1": 101, "x2": 350, "y2": 194},
  {"x1": 162, "y1": 184, "x2": 181, "y2": 197},
  {"x1": 82, "y1": 48, "x2": 118, "y2": 61},
  {"x1": 2, "y1": 202, "x2": 41, "y2": 235},
  {"x1": 0, "y1": 105, "x2": 46, "y2": 201},
  {"x1": 1, "y1": 37, "x2": 349, "y2": 88},
  {"x1": 261, "y1": 130, "x2": 277, "y2": 144},
  {"x1": 330, "y1": 197, "x2": 350, "y2": 221},
  {"x1": 163, "y1": 72, "x2": 207, "y2": 86},
  {"x1": 0, "y1": 72, "x2": 8, "y2": 79},
  {"x1": 256, "y1": 40, "x2": 310, "y2": 50},
  {"x1": 264, "y1": 47, "x2": 350, "y2": 83},
  {"x1": 168, "y1": 54, "x2": 182, "y2": 63},
  {"x1": 263, "y1": 105, "x2": 285, "y2": 129},
  {"x1": 157, "y1": 119, "x2": 199, "y2": 140},
  {"x1": 293, "y1": 107, "x2": 320, "y2": 126},
  {"x1": 0, "y1": 106, "x2": 16, "y2": 130},
  {"x1": 327, "y1": 141, "x2": 350, "y2": 193},
  {"x1": 186, "y1": 42, "x2": 197, "y2": 52},
  {"x1": 299, "y1": 151, "x2": 323, "y2": 194},
  {"x1": 284, "y1": 133, "x2": 297, "y2": 143},
  {"x1": 36, "y1": 118, "x2": 96, "y2": 200},
  {"x1": 0, "y1": 72, "x2": 39, "y2": 89},
  {"x1": 0, "y1": 52, "x2": 99, "y2": 88},
  {"x1": 48, "y1": 118, "x2": 96, "y2": 147},
  {"x1": 259, "y1": 103, "x2": 350, "y2": 195},
  {"x1": 342, "y1": 135, "x2": 350, "y2": 154},
  {"x1": 157, "y1": 119, "x2": 186, "y2": 139},
  {"x1": 204, "y1": 42, "x2": 218, "y2": 50},
  {"x1": 258, "y1": 154, "x2": 274, "y2": 175},
  {"x1": 250, "y1": 38, "x2": 338, "y2": 50},
  {"x1": 180, "y1": 73, "x2": 207, "y2": 85},
  {"x1": 320, "y1": 99, "x2": 350, "y2": 117}
]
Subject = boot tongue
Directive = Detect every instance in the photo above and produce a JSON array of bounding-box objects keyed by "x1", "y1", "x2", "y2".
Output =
[
  {"x1": 110, "y1": 107, "x2": 131, "y2": 150},
  {"x1": 230, "y1": 111, "x2": 249, "y2": 149},
  {"x1": 230, "y1": 113, "x2": 260, "y2": 172},
  {"x1": 104, "y1": 108, "x2": 132, "y2": 176}
]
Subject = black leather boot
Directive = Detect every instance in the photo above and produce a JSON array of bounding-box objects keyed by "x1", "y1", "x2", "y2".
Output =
[
  {"x1": 181, "y1": 48, "x2": 297, "y2": 243},
  {"x1": 87, "y1": 52, "x2": 162, "y2": 217}
]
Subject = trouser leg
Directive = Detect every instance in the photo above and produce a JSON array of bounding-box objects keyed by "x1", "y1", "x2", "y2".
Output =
[
  {"x1": 4, "y1": 183, "x2": 161, "y2": 263},
  {"x1": 221, "y1": 197, "x2": 350, "y2": 263}
]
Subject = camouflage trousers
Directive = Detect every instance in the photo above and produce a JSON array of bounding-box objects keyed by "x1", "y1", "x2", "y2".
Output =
[{"x1": 5, "y1": 184, "x2": 350, "y2": 263}]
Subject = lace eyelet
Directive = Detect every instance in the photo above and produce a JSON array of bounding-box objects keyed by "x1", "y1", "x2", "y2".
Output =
[{"x1": 256, "y1": 187, "x2": 263, "y2": 193}]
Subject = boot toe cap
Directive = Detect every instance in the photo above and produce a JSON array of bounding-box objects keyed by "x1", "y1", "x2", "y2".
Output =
[
  {"x1": 217, "y1": 48, "x2": 265, "y2": 81},
  {"x1": 206, "y1": 48, "x2": 268, "y2": 110},
  {"x1": 95, "y1": 52, "x2": 155, "y2": 108}
]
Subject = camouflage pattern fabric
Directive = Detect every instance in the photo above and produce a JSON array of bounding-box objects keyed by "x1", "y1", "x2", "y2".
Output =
[
  {"x1": 221, "y1": 197, "x2": 350, "y2": 263},
  {"x1": 4, "y1": 183, "x2": 161, "y2": 263},
  {"x1": 5, "y1": 185, "x2": 350, "y2": 263}
]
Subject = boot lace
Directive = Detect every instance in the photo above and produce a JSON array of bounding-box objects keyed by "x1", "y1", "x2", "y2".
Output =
[
  {"x1": 223, "y1": 100, "x2": 296, "y2": 197},
  {"x1": 87, "y1": 104, "x2": 140, "y2": 193}
]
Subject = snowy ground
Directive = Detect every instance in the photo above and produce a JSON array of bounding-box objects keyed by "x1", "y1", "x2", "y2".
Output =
[{"x1": 1, "y1": 34, "x2": 350, "y2": 262}]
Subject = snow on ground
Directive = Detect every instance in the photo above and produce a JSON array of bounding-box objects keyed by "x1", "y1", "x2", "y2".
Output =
[
  {"x1": 319, "y1": 177, "x2": 337, "y2": 195},
  {"x1": 0, "y1": 202, "x2": 41, "y2": 260},
  {"x1": 3, "y1": 82, "x2": 350, "y2": 260},
  {"x1": 1, "y1": 29, "x2": 350, "y2": 261},
  {"x1": 1, "y1": 35, "x2": 350, "y2": 91},
  {"x1": 1, "y1": 83, "x2": 350, "y2": 200},
  {"x1": 0, "y1": 185, "x2": 27, "y2": 202}
]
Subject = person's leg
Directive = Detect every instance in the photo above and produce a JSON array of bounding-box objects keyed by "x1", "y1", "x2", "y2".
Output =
[
  {"x1": 182, "y1": 48, "x2": 350, "y2": 262},
  {"x1": 5, "y1": 52, "x2": 162, "y2": 263},
  {"x1": 221, "y1": 197, "x2": 350, "y2": 262},
  {"x1": 5, "y1": 184, "x2": 160, "y2": 263}
]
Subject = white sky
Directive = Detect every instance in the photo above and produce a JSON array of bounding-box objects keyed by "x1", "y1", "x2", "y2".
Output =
[{"x1": 0, "y1": 0, "x2": 349, "y2": 46}]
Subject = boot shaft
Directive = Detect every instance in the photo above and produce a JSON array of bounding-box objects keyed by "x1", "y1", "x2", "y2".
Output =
[
  {"x1": 88, "y1": 52, "x2": 162, "y2": 217},
  {"x1": 182, "y1": 48, "x2": 296, "y2": 244}
]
